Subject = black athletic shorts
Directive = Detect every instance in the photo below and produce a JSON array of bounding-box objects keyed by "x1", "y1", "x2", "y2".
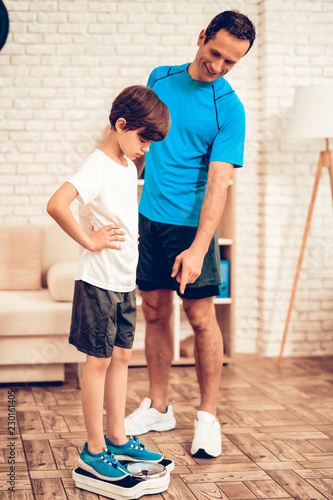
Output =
[
  {"x1": 69, "y1": 280, "x2": 136, "y2": 358},
  {"x1": 137, "y1": 213, "x2": 221, "y2": 299}
]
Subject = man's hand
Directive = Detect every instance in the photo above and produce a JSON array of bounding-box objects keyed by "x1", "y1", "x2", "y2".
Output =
[
  {"x1": 88, "y1": 225, "x2": 126, "y2": 252},
  {"x1": 171, "y1": 247, "x2": 205, "y2": 295}
]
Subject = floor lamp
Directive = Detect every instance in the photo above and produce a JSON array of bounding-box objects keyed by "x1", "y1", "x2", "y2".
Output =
[{"x1": 278, "y1": 83, "x2": 333, "y2": 366}]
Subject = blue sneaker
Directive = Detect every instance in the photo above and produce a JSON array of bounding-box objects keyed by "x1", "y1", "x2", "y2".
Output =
[
  {"x1": 105, "y1": 435, "x2": 163, "y2": 463},
  {"x1": 78, "y1": 443, "x2": 130, "y2": 481}
]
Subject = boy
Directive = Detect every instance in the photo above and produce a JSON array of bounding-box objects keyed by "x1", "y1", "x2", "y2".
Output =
[{"x1": 47, "y1": 85, "x2": 170, "y2": 481}]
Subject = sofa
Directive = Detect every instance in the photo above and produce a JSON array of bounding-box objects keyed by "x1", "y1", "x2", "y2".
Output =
[{"x1": 0, "y1": 223, "x2": 86, "y2": 384}]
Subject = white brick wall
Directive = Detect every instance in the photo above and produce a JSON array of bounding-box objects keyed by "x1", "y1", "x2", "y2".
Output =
[
  {"x1": 254, "y1": 0, "x2": 333, "y2": 357},
  {"x1": 1, "y1": 0, "x2": 332, "y2": 357}
]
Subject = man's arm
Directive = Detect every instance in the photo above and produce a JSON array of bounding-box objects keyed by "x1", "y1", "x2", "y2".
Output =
[
  {"x1": 171, "y1": 161, "x2": 233, "y2": 294},
  {"x1": 134, "y1": 155, "x2": 145, "y2": 178}
]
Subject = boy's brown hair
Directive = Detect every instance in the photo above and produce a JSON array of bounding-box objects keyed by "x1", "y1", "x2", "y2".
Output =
[{"x1": 109, "y1": 85, "x2": 170, "y2": 142}]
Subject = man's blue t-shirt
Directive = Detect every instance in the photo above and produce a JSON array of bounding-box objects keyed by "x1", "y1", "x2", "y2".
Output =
[{"x1": 139, "y1": 63, "x2": 246, "y2": 227}]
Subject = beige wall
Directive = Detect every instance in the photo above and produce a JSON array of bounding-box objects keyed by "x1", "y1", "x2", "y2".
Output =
[{"x1": 1, "y1": 0, "x2": 332, "y2": 356}]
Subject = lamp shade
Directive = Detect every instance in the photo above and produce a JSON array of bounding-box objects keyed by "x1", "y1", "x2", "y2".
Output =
[{"x1": 289, "y1": 83, "x2": 333, "y2": 140}]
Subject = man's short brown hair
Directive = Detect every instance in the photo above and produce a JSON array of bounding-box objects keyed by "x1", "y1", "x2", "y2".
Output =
[
  {"x1": 205, "y1": 10, "x2": 256, "y2": 54},
  {"x1": 109, "y1": 85, "x2": 170, "y2": 142}
]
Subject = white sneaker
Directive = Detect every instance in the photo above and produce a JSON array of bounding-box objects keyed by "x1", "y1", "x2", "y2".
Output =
[
  {"x1": 125, "y1": 398, "x2": 176, "y2": 436},
  {"x1": 191, "y1": 410, "x2": 222, "y2": 457}
]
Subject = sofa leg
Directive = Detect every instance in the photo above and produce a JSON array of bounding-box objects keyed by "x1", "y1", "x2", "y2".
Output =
[{"x1": 76, "y1": 362, "x2": 84, "y2": 389}]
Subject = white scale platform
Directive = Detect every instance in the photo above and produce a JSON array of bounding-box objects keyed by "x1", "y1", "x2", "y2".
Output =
[{"x1": 73, "y1": 459, "x2": 174, "y2": 500}]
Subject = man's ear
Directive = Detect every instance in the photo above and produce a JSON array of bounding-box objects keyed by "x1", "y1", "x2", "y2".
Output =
[
  {"x1": 197, "y1": 29, "x2": 206, "y2": 47},
  {"x1": 115, "y1": 118, "x2": 127, "y2": 133}
]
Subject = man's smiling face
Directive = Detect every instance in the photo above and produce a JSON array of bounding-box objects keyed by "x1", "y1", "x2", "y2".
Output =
[{"x1": 188, "y1": 28, "x2": 250, "y2": 83}]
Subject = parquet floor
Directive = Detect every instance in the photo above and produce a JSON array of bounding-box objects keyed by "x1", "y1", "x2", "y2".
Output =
[{"x1": 0, "y1": 354, "x2": 333, "y2": 499}]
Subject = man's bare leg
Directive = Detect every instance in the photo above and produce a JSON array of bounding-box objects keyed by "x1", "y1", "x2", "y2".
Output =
[
  {"x1": 141, "y1": 289, "x2": 174, "y2": 413},
  {"x1": 183, "y1": 296, "x2": 223, "y2": 417}
]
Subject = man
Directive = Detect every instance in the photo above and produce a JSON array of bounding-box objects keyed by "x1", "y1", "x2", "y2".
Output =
[{"x1": 126, "y1": 10, "x2": 256, "y2": 458}]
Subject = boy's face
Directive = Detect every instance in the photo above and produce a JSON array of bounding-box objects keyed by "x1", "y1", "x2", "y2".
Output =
[
  {"x1": 118, "y1": 127, "x2": 152, "y2": 161},
  {"x1": 189, "y1": 28, "x2": 250, "y2": 82}
]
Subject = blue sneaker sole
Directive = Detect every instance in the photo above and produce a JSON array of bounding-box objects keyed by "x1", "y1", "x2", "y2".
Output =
[
  {"x1": 113, "y1": 453, "x2": 163, "y2": 463},
  {"x1": 77, "y1": 457, "x2": 130, "y2": 482}
]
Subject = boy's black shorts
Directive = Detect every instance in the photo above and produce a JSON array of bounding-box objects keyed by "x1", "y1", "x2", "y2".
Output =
[
  {"x1": 69, "y1": 280, "x2": 136, "y2": 358},
  {"x1": 137, "y1": 213, "x2": 221, "y2": 300}
]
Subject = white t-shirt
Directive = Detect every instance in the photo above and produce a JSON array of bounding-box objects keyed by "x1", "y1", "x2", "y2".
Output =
[{"x1": 68, "y1": 149, "x2": 138, "y2": 292}]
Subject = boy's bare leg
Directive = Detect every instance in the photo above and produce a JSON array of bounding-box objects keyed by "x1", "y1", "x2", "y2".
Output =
[
  {"x1": 142, "y1": 289, "x2": 174, "y2": 413},
  {"x1": 104, "y1": 346, "x2": 132, "y2": 444},
  {"x1": 183, "y1": 296, "x2": 223, "y2": 416},
  {"x1": 81, "y1": 355, "x2": 111, "y2": 453}
]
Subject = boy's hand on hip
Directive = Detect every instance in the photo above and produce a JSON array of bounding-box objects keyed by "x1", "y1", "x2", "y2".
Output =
[
  {"x1": 171, "y1": 248, "x2": 204, "y2": 295},
  {"x1": 88, "y1": 225, "x2": 126, "y2": 252}
]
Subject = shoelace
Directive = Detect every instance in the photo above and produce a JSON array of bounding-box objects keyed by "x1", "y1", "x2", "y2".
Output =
[
  {"x1": 196, "y1": 420, "x2": 215, "y2": 440},
  {"x1": 101, "y1": 447, "x2": 120, "y2": 468},
  {"x1": 127, "y1": 400, "x2": 175, "y2": 421},
  {"x1": 129, "y1": 436, "x2": 146, "y2": 450}
]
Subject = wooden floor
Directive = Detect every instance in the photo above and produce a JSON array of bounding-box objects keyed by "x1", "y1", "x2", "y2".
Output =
[{"x1": 0, "y1": 354, "x2": 333, "y2": 499}]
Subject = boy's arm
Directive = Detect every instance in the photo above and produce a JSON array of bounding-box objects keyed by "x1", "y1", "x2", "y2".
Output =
[
  {"x1": 47, "y1": 182, "x2": 126, "y2": 252},
  {"x1": 171, "y1": 161, "x2": 233, "y2": 294}
]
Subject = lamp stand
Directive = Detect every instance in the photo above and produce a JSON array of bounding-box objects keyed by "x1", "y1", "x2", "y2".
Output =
[{"x1": 277, "y1": 138, "x2": 333, "y2": 366}]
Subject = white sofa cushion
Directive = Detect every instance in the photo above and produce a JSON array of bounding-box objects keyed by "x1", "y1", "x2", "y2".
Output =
[
  {"x1": 47, "y1": 260, "x2": 77, "y2": 302},
  {"x1": 41, "y1": 224, "x2": 80, "y2": 286},
  {"x1": 0, "y1": 226, "x2": 43, "y2": 290},
  {"x1": 0, "y1": 290, "x2": 72, "y2": 336}
]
